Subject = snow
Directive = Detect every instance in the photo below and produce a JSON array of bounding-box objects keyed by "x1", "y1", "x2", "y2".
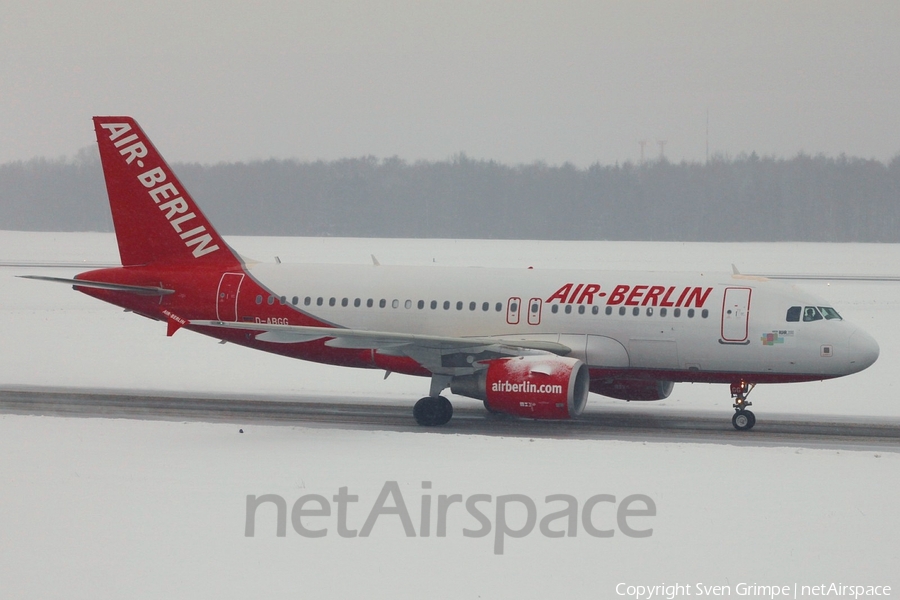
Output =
[{"x1": 1, "y1": 231, "x2": 899, "y2": 598}]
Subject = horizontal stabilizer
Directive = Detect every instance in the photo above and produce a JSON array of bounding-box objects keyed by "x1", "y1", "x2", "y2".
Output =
[{"x1": 18, "y1": 275, "x2": 174, "y2": 296}]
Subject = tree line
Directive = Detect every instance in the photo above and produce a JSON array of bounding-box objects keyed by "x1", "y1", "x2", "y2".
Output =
[{"x1": 1, "y1": 150, "x2": 898, "y2": 242}]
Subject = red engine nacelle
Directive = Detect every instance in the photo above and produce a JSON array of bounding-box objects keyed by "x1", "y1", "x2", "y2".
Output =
[
  {"x1": 450, "y1": 356, "x2": 590, "y2": 419},
  {"x1": 590, "y1": 379, "x2": 674, "y2": 401}
]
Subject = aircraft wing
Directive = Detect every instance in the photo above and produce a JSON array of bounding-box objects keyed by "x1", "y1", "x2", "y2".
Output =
[
  {"x1": 731, "y1": 265, "x2": 900, "y2": 282},
  {"x1": 188, "y1": 320, "x2": 572, "y2": 375},
  {"x1": 745, "y1": 273, "x2": 900, "y2": 282}
]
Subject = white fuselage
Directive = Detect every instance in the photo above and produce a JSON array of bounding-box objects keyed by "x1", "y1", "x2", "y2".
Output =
[{"x1": 243, "y1": 262, "x2": 879, "y2": 382}]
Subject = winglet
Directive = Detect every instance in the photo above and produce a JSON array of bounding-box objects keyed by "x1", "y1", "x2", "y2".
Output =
[
  {"x1": 371, "y1": 254, "x2": 381, "y2": 266},
  {"x1": 732, "y1": 263, "x2": 741, "y2": 275}
]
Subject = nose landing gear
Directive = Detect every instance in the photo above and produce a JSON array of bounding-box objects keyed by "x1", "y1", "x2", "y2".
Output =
[{"x1": 730, "y1": 381, "x2": 756, "y2": 431}]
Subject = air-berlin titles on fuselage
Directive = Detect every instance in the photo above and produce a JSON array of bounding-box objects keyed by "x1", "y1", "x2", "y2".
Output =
[
  {"x1": 547, "y1": 283, "x2": 713, "y2": 308},
  {"x1": 98, "y1": 122, "x2": 220, "y2": 259}
]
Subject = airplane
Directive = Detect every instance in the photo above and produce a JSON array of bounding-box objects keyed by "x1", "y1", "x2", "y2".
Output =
[{"x1": 23, "y1": 116, "x2": 880, "y2": 431}]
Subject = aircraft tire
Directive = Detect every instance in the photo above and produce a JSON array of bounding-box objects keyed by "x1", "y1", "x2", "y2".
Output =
[
  {"x1": 436, "y1": 396, "x2": 453, "y2": 425},
  {"x1": 732, "y1": 410, "x2": 755, "y2": 431},
  {"x1": 414, "y1": 396, "x2": 453, "y2": 426}
]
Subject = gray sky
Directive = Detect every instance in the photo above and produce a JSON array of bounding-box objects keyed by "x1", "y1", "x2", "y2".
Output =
[{"x1": 2, "y1": 1, "x2": 899, "y2": 166}]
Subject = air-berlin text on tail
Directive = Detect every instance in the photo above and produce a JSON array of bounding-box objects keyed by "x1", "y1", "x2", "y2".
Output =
[
  {"x1": 547, "y1": 283, "x2": 713, "y2": 308},
  {"x1": 98, "y1": 122, "x2": 220, "y2": 258}
]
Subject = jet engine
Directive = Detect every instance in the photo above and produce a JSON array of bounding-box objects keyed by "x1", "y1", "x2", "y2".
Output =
[
  {"x1": 450, "y1": 355, "x2": 589, "y2": 419},
  {"x1": 590, "y1": 379, "x2": 674, "y2": 401}
]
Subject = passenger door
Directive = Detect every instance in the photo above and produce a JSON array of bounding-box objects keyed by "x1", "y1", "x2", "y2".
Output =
[
  {"x1": 721, "y1": 287, "x2": 751, "y2": 342},
  {"x1": 216, "y1": 273, "x2": 244, "y2": 322}
]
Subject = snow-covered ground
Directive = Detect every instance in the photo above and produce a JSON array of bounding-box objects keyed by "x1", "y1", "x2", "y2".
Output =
[{"x1": 1, "y1": 231, "x2": 898, "y2": 599}]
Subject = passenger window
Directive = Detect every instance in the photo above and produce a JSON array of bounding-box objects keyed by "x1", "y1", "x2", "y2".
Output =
[
  {"x1": 619, "y1": 307, "x2": 626, "y2": 316},
  {"x1": 354, "y1": 298, "x2": 361, "y2": 307},
  {"x1": 392, "y1": 299, "x2": 400, "y2": 309},
  {"x1": 443, "y1": 301, "x2": 450, "y2": 310},
  {"x1": 292, "y1": 296, "x2": 299, "y2": 306},
  {"x1": 632, "y1": 307, "x2": 639, "y2": 316},
  {"x1": 803, "y1": 306, "x2": 823, "y2": 322},
  {"x1": 256, "y1": 295, "x2": 263, "y2": 305},
  {"x1": 379, "y1": 299, "x2": 386, "y2": 308},
  {"x1": 341, "y1": 298, "x2": 348, "y2": 307},
  {"x1": 469, "y1": 302, "x2": 476, "y2": 311},
  {"x1": 701, "y1": 309, "x2": 708, "y2": 318},
  {"x1": 660, "y1": 308, "x2": 667, "y2": 317},
  {"x1": 687, "y1": 309, "x2": 695, "y2": 318},
  {"x1": 592, "y1": 306, "x2": 599, "y2": 315},
  {"x1": 456, "y1": 301, "x2": 463, "y2": 310},
  {"x1": 552, "y1": 304, "x2": 559, "y2": 314},
  {"x1": 565, "y1": 305, "x2": 572, "y2": 314},
  {"x1": 786, "y1": 306, "x2": 801, "y2": 322},
  {"x1": 405, "y1": 299, "x2": 412, "y2": 309},
  {"x1": 495, "y1": 303, "x2": 502, "y2": 312},
  {"x1": 305, "y1": 296, "x2": 311, "y2": 306},
  {"x1": 431, "y1": 301, "x2": 437, "y2": 309},
  {"x1": 674, "y1": 308, "x2": 681, "y2": 317},
  {"x1": 366, "y1": 298, "x2": 373, "y2": 308},
  {"x1": 578, "y1": 305, "x2": 585, "y2": 315},
  {"x1": 317, "y1": 297, "x2": 324, "y2": 306},
  {"x1": 418, "y1": 300, "x2": 425, "y2": 309},
  {"x1": 483, "y1": 302, "x2": 490, "y2": 312},
  {"x1": 605, "y1": 306, "x2": 612, "y2": 315}
]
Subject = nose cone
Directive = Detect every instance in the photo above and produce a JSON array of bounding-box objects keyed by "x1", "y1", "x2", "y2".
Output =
[{"x1": 847, "y1": 328, "x2": 879, "y2": 373}]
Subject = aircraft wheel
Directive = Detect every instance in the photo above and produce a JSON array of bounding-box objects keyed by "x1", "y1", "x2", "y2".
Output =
[
  {"x1": 732, "y1": 410, "x2": 755, "y2": 431},
  {"x1": 414, "y1": 396, "x2": 453, "y2": 426},
  {"x1": 436, "y1": 396, "x2": 453, "y2": 424}
]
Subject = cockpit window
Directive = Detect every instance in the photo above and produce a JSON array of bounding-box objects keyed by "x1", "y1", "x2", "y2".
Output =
[
  {"x1": 818, "y1": 306, "x2": 842, "y2": 320},
  {"x1": 789, "y1": 305, "x2": 841, "y2": 323},
  {"x1": 803, "y1": 306, "x2": 823, "y2": 322}
]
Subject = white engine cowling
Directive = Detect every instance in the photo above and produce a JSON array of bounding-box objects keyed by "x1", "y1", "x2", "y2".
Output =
[
  {"x1": 590, "y1": 379, "x2": 674, "y2": 401},
  {"x1": 450, "y1": 355, "x2": 590, "y2": 419}
]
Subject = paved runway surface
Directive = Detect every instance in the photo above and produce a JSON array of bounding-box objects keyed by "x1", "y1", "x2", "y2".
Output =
[{"x1": 2, "y1": 388, "x2": 898, "y2": 450}]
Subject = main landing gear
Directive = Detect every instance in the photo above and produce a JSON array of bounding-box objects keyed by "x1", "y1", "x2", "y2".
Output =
[
  {"x1": 730, "y1": 381, "x2": 756, "y2": 431},
  {"x1": 413, "y1": 396, "x2": 453, "y2": 426},
  {"x1": 413, "y1": 375, "x2": 454, "y2": 426}
]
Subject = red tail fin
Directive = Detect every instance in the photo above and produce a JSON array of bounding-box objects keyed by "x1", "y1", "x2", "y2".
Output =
[{"x1": 93, "y1": 116, "x2": 241, "y2": 268}]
